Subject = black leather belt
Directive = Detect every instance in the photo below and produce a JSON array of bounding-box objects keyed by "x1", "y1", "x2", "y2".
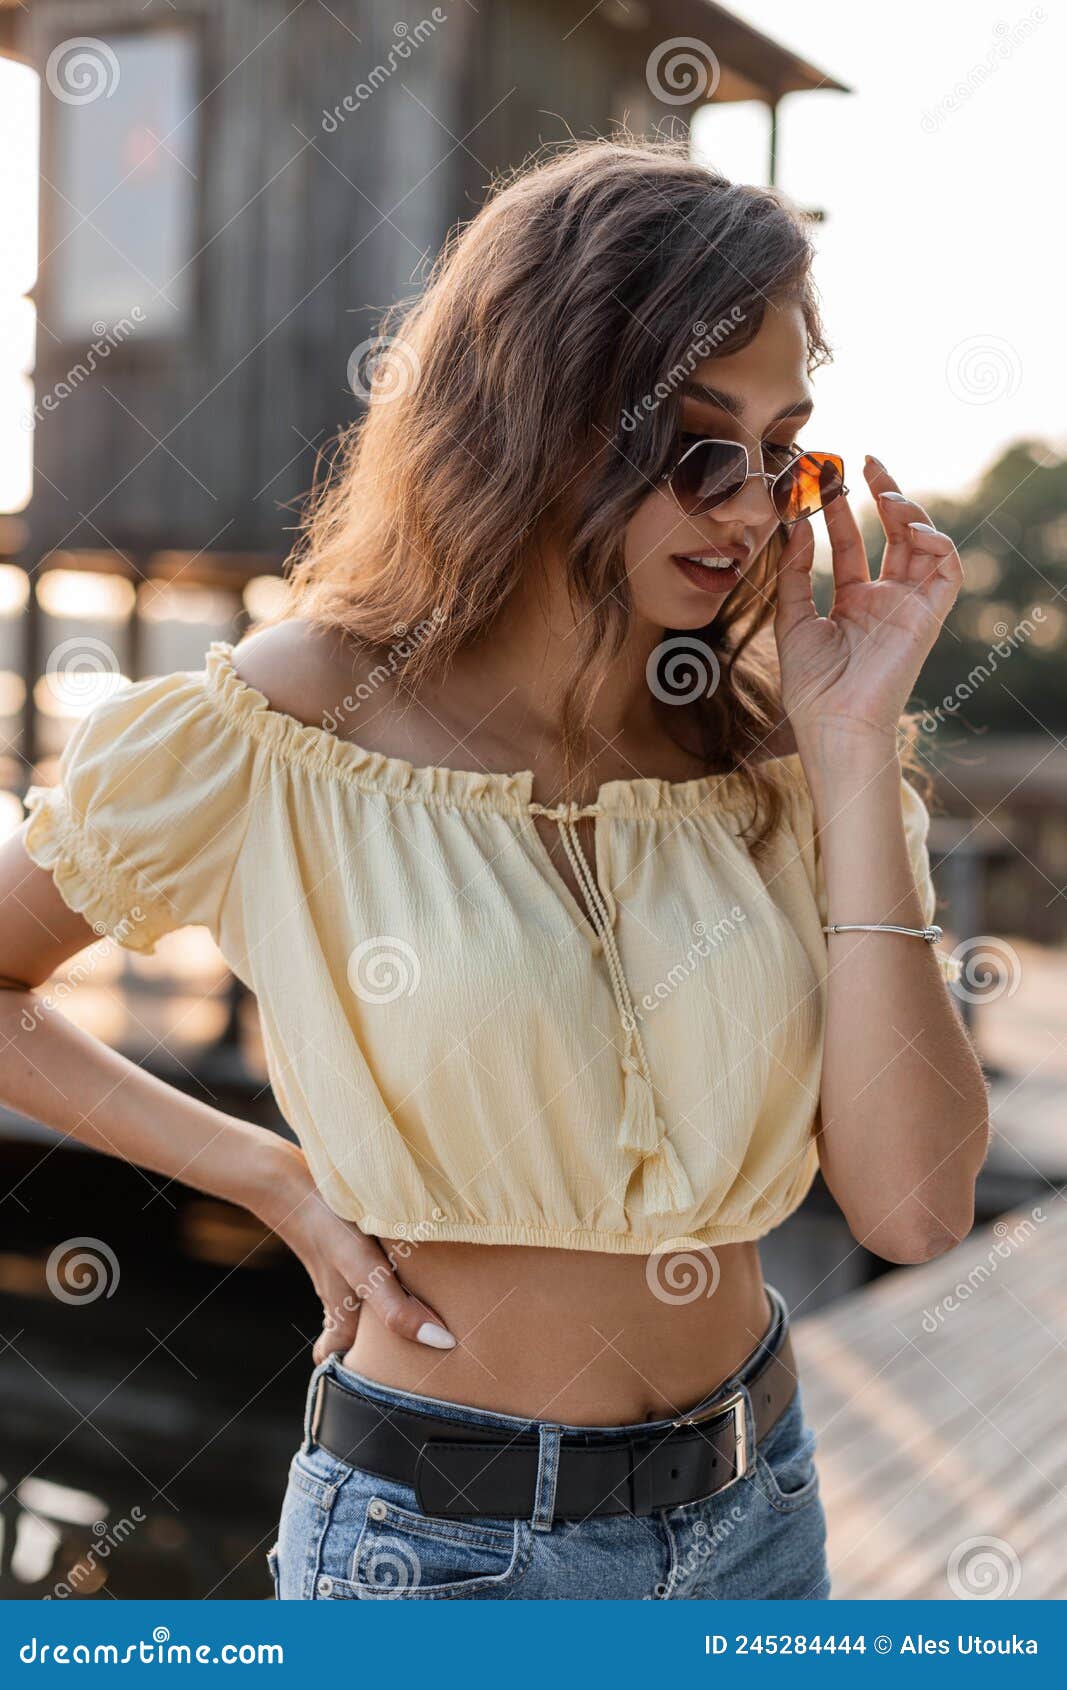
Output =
[{"x1": 310, "y1": 1328, "x2": 797, "y2": 1520}]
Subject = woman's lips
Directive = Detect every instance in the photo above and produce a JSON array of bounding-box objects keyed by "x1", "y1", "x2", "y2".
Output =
[{"x1": 670, "y1": 551, "x2": 743, "y2": 593}]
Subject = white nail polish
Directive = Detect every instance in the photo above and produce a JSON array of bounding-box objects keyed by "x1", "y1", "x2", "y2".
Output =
[{"x1": 416, "y1": 1321, "x2": 457, "y2": 1349}]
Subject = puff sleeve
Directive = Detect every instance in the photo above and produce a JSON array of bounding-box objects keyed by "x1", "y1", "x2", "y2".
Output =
[
  {"x1": 22, "y1": 666, "x2": 258, "y2": 956},
  {"x1": 813, "y1": 773, "x2": 960, "y2": 983}
]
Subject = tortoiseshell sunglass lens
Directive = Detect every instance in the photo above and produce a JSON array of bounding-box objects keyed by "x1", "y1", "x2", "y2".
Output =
[{"x1": 772, "y1": 451, "x2": 846, "y2": 524}]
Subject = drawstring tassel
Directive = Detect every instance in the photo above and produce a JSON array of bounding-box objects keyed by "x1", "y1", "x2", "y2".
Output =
[
  {"x1": 549, "y1": 808, "x2": 691, "y2": 1216},
  {"x1": 638, "y1": 1135, "x2": 696, "y2": 1217},
  {"x1": 617, "y1": 1055, "x2": 661, "y2": 1154}
]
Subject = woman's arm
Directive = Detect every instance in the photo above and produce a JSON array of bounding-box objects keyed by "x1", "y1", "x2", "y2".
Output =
[
  {"x1": 774, "y1": 455, "x2": 990, "y2": 1264},
  {"x1": 806, "y1": 741, "x2": 989, "y2": 1262},
  {"x1": 0, "y1": 827, "x2": 456, "y2": 1354}
]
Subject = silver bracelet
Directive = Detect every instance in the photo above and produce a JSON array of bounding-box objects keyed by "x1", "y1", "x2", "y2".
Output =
[{"x1": 822, "y1": 922, "x2": 943, "y2": 943}]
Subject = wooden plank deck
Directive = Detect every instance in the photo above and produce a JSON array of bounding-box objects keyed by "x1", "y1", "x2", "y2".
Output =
[{"x1": 793, "y1": 1198, "x2": 1066, "y2": 1599}]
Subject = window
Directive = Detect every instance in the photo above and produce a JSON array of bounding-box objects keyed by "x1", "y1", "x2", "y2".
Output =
[
  {"x1": 47, "y1": 28, "x2": 199, "y2": 342},
  {"x1": 0, "y1": 56, "x2": 39, "y2": 514}
]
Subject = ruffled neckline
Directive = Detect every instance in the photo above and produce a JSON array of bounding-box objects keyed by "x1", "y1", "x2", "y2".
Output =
[{"x1": 202, "y1": 639, "x2": 805, "y2": 817}]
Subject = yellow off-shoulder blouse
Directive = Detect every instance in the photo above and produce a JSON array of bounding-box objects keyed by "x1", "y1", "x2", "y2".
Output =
[{"x1": 22, "y1": 640, "x2": 950, "y2": 1255}]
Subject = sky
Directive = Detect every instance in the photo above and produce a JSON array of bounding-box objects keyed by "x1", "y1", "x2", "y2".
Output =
[{"x1": 691, "y1": 0, "x2": 1060, "y2": 512}]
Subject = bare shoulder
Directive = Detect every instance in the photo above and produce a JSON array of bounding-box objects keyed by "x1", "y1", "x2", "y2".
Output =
[{"x1": 231, "y1": 617, "x2": 378, "y2": 732}]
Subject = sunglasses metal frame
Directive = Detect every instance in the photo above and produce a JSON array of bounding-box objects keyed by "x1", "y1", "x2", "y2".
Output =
[{"x1": 660, "y1": 435, "x2": 848, "y2": 526}]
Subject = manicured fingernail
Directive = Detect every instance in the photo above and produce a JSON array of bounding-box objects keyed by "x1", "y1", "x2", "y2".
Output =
[
  {"x1": 416, "y1": 1321, "x2": 457, "y2": 1349},
  {"x1": 865, "y1": 455, "x2": 885, "y2": 470},
  {"x1": 879, "y1": 491, "x2": 907, "y2": 501},
  {"x1": 907, "y1": 521, "x2": 937, "y2": 534}
]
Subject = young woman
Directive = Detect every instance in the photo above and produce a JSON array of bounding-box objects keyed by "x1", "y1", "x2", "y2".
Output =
[{"x1": 1, "y1": 139, "x2": 988, "y2": 1601}]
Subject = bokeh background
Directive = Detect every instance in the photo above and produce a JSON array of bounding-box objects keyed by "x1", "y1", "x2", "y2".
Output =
[{"x1": 0, "y1": 0, "x2": 1062, "y2": 1601}]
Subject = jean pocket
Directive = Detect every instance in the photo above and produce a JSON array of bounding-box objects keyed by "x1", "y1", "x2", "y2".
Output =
[
  {"x1": 348, "y1": 1495, "x2": 529, "y2": 1600},
  {"x1": 752, "y1": 1393, "x2": 820, "y2": 1515}
]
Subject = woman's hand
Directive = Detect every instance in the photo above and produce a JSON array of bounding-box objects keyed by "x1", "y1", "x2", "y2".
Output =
[
  {"x1": 772, "y1": 455, "x2": 963, "y2": 767},
  {"x1": 254, "y1": 1141, "x2": 456, "y2": 1361}
]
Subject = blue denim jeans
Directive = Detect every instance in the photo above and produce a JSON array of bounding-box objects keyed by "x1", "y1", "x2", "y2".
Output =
[{"x1": 268, "y1": 1284, "x2": 830, "y2": 1600}]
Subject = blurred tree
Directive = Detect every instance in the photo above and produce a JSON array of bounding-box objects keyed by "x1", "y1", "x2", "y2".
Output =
[{"x1": 858, "y1": 440, "x2": 1067, "y2": 740}]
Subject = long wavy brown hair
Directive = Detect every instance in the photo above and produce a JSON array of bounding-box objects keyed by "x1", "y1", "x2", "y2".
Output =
[{"x1": 282, "y1": 135, "x2": 923, "y2": 851}]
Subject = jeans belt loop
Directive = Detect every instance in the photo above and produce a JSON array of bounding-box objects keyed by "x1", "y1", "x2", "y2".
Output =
[{"x1": 530, "y1": 1424, "x2": 562, "y2": 1533}]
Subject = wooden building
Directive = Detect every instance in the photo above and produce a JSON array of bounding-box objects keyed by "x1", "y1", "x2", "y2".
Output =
[{"x1": 1, "y1": 0, "x2": 847, "y2": 573}]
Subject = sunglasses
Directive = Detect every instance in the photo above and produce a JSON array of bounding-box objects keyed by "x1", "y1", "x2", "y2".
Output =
[{"x1": 661, "y1": 434, "x2": 848, "y2": 526}]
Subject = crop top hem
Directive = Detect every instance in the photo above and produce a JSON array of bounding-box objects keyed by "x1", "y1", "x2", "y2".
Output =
[{"x1": 354, "y1": 1214, "x2": 791, "y2": 1254}]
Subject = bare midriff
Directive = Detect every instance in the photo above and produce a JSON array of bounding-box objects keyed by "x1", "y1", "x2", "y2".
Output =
[{"x1": 341, "y1": 1238, "x2": 773, "y2": 1426}]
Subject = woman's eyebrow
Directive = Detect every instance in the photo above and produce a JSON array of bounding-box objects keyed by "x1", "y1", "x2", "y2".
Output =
[{"x1": 679, "y1": 379, "x2": 813, "y2": 425}]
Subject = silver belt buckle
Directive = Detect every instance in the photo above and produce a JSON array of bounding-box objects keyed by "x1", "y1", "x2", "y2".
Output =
[{"x1": 671, "y1": 1388, "x2": 750, "y2": 1486}]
